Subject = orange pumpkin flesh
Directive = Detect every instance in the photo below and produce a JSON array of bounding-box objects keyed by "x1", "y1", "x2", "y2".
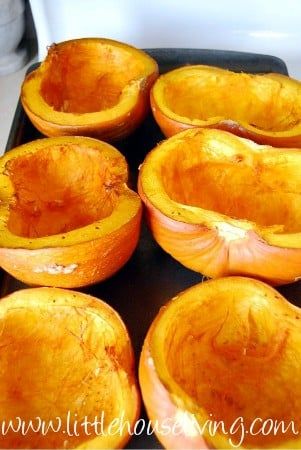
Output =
[
  {"x1": 151, "y1": 65, "x2": 301, "y2": 147},
  {"x1": 0, "y1": 287, "x2": 140, "y2": 449},
  {"x1": 0, "y1": 136, "x2": 141, "y2": 287},
  {"x1": 138, "y1": 128, "x2": 301, "y2": 285},
  {"x1": 139, "y1": 277, "x2": 301, "y2": 449},
  {"x1": 21, "y1": 38, "x2": 158, "y2": 141}
]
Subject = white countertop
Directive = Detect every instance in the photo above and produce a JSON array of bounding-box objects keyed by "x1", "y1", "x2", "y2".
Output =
[
  {"x1": 0, "y1": 59, "x2": 35, "y2": 154},
  {"x1": 0, "y1": 57, "x2": 300, "y2": 155}
]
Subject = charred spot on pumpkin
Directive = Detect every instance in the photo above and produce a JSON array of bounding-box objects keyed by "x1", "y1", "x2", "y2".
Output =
[
  {"x1": 233, "y1": 154, "x2": 244, "y2": 163},
  {"x1": 40, "y1": 40, "x2": 148, "y2": 114},
  {"x1": 6, "y1": 144, "x2": 127, "y2": 238}
]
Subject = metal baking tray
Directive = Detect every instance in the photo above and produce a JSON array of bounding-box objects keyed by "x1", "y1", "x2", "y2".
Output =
[{"x1": 3, "y1": 48, "x2": 299, "y2": 449}]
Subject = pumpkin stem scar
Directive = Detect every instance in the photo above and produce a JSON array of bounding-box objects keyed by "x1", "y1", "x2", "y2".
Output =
[
  {"x1": 33, "y1": 263, "x2": 78, "y2": 275},
  {"x1": 215, "y1": 222, "x2": 247, "y2": 242}
]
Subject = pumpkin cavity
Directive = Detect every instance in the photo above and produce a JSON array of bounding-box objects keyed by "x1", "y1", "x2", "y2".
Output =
[
  {"x1": 6, "y1": 144, "x2": 127, "y2": 238},
  {"x1": 162, "y1": 68, "x2": 301, "y2": 132},
  {"x1": 160, "y1": 132, "x2": 301, "y2": 232},
  {"x1": 40, "y1": 41, "x2": 146, "y2": 114},
  {"x1": 152, "y1": 279, "x2": 301, "y2": 447}
]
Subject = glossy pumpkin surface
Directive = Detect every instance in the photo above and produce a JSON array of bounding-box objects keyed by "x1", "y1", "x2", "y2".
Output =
[
  {"x1": 0, "y1": 287, "x2": 140, "y2": 449},
  {"x1": 0, "y1": 136, "x2": 141, "y2": 287},
  {"x1": 21, "y1": 38, "x2": 158, "y2": 141},
  {"x1": 140, "y1": 277, "x2": 301, "y2": 449},
  {"x1": 139, "y1": 128, "x2": 301, "y2": 285},
  {"x1": 151, "y1": 65, "x2": 301, "y2": 146}
]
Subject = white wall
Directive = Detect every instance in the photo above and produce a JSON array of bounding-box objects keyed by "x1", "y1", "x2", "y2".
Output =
[{"x1": 29, "y1": 0, "x2": 301, "y2": 78}]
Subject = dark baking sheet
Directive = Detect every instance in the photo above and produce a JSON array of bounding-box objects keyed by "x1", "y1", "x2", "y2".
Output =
[{"x1": 3, "y1": 49, "x2": 299, "y2": 449}]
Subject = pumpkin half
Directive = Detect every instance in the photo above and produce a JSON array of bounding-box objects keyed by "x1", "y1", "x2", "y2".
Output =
[
  {"x1": 0, "y1": 287, "x2": 140, "y2": 449},
  {"x1": 0, "y1": 136, "x2": 141, "y2": 287},
  {"x1": 21, "y1": 38, "x2": 158, "y2": 141},
  {"x1": 138, "y1": 128, "x2": 301, "y2": 285},
  {"x1": 151, "y1": 64, "x2": 301, "y2": 147},
  {"x1": 139, "y1": 276, "x2": 301, "y2": 449}
]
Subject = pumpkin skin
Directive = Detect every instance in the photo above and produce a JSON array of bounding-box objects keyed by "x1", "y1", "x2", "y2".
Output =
[
  {"x1": 0, "y1": 287, "x2": 140, "y2": 449},
  {"x1": 139, "y1": 277, "x2": 301, "y2": 449},
  {"x1": 151, "y1": 65, "x2": 301, "y2": 147},
  {"x1": 21, "y1": 38, "x2": 158, "y2": 141},
  {"x1": 138, "y1": 128, "x2": 301, "y2": 285},
  {"x1": 0, "y1": 136, "x2": 141, "y2": 287}
]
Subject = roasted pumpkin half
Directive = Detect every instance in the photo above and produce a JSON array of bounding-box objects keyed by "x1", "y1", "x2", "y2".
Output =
[
  {"x1": 151, "y1": 64, "x2": 301, "y2": 147},
  {"x1": 0, "y1": 136, "x2": 141, "y2": 287},
  {"x1": 0, "y1": 287, "x2": 140, "y2": 449},
  {"x1": 21, "y1": 38, "x2": 158, "y2": 141},
  {"x1": 138, "y1": 128, "x2": 301, "y2": 285},
  {"x1": 140, "y1": 276, "x2": 301, "y2": 449}
]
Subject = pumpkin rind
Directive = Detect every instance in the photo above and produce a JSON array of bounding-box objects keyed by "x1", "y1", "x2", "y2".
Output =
[
  {"x1": 151, "y1": 65, "x2": 301, "y2": 147},
  {"x1": 0, "y1": 136, "x2": 142, "y2": 287},
  {"x1": 139, "y1": 277, "x2": 301, "y2": 449},
  {"x1": 138, "y1": 128, "x2": 301, "y2": 285},
  {"x1": 0, "y1": 287, "x2": 140, "y2": 449},
  {"x1": 21, "y1": 38, "x2": 158, "y2": 141}
]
